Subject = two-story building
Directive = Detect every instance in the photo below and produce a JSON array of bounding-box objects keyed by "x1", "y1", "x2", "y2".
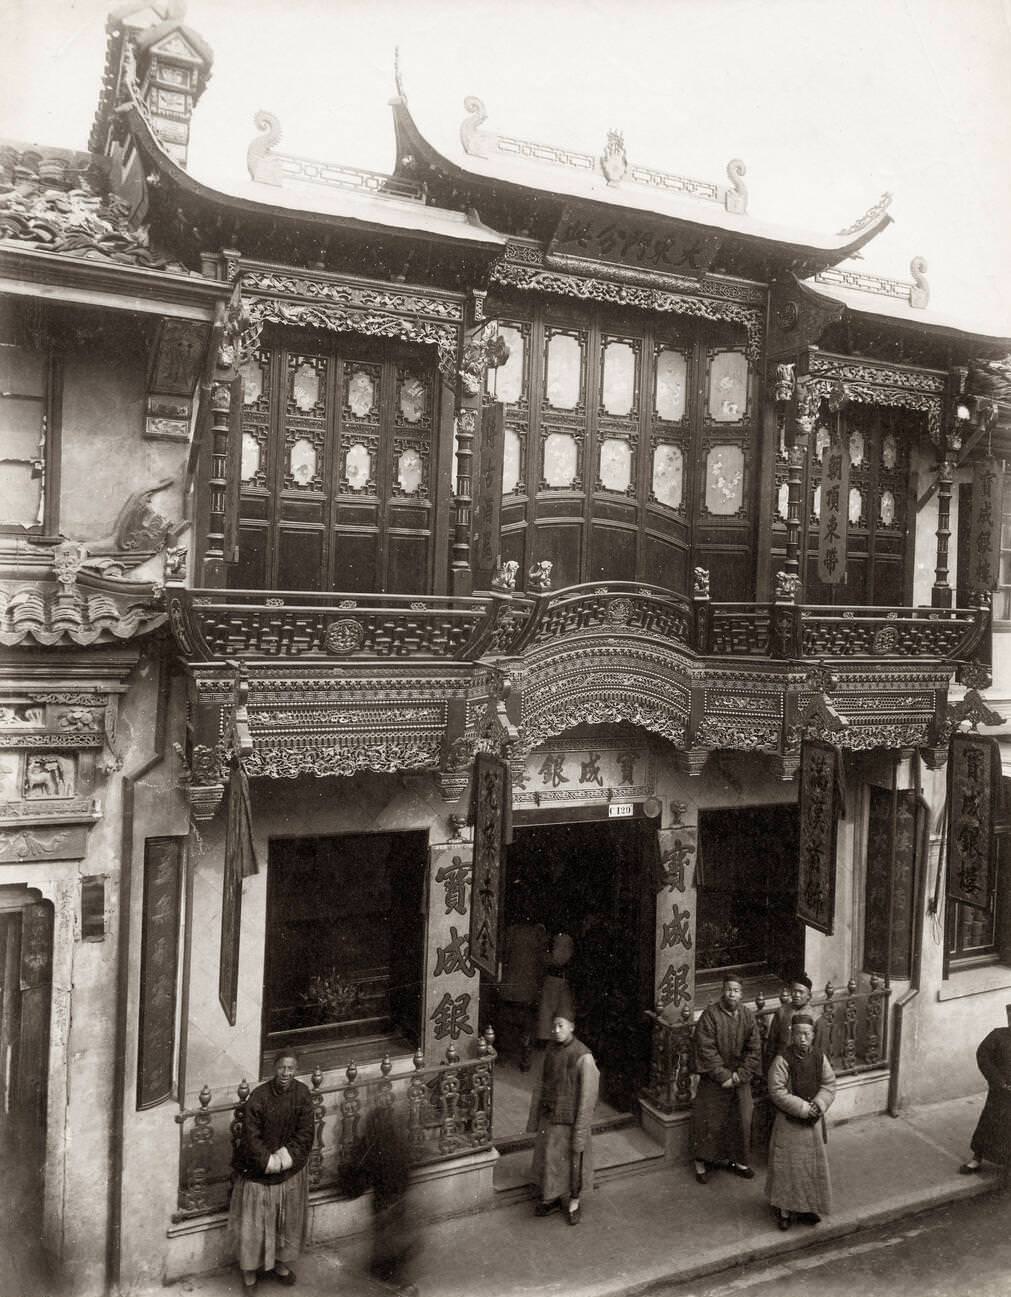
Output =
[{"x1": 2, "y1": 3, "x2": 1010, "y2": 1292}]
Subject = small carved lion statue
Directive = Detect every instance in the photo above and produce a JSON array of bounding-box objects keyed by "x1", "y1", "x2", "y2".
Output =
[
  {"x1": 491, "y1": 559, "x2": 519, "y2": 592},
  {"x1": 527, "y1": 560, "x2": 553, "y2": 592},
  {"x1": 692, "y1": 567, "x2": 711, "y2": 598}
]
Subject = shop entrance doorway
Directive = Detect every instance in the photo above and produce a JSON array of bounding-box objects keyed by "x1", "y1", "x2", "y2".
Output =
[{"x1": 491, "y1": 815, "x2": 654, "y2": 1142}]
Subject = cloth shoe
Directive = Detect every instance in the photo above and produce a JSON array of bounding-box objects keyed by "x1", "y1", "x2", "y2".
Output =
[
  {"x1": 777, "y1": 1211, "x2": 791, "y2": 1230},
  {"x1": 567, "y1": 1203, "x2": 581, "y2": 1225},
  {"x1": 535, "y1": 1198, "x2": 561, "y2": 1217},
  {"x1": 730, "y1": 1163, "x2": 755, "y2": 1179},
  {"x1": 959, "y1": 1161, "x2": 982, "y2": 1174},
  {"x1": 271, "y1": 1269, "x2": 297, "y2": 1286}
]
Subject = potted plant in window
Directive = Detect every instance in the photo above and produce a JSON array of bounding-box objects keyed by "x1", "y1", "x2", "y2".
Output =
[{"x1": 301, "y1": 968, "x2": 363, "y2": 1025}]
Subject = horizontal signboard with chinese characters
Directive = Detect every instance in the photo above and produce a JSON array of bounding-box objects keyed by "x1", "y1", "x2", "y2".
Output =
[{"x1": 513, "y1": 741, "x2": 655, "y2": 807}]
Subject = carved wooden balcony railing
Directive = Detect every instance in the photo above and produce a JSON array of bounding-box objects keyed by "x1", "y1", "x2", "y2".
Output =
[
  {"x1": 168, "y1": 583, "x2": 987, "y2": 667},
  {"x1": 696, "y1": 602, "x2": 985, "y2": 661},
  {"x1": 167, "y1": 588, "x2": 492, "y2": 662},
  {"x1": 173, "y1": 1036, "x2": 495, "y2": 1221},
  {"x1": 642, "y1": 977, "x2": 890, "y2": 1115}
]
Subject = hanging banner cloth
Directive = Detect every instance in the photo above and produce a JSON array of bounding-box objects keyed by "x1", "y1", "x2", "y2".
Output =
[
  {"x1": 946, "y1": 732, "x2": 1000, "y2": 911},
  {"x1": 797, "y1": 739, "x2": 845, "y2": 934},
  {"x1": 468, "y1": 752, "x2": 510, "y2": 979}
]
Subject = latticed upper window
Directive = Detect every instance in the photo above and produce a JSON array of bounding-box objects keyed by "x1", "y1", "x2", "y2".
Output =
[
  {"x1": 0, "y1": 335, "x2": 56, "y2": 534},
  {"x1": 994, "y1": 466, "x2": 1011, "y2": 621}
]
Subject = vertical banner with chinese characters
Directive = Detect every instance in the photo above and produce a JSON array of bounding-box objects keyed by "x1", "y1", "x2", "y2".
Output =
[
  {"x1": 863, "y1": 789, "x2": 923, "y2": 981},
  {"x1": 137, "y1": 837, "x2": 183, "y2": 1109},
  {"x1": 653, "y1": 826, "x2": 697, "y2": 1016},
  {"x1": 424, "y1": 842, "x2": 477, "y2": 1062},
  {"x1": 816, "y1": 420, "x2": 850, "y2": 586},
  {"x1": 947, "y1": 732, "x2": 1000, "y2": 911},
  {"x1": 968, "y1": 456, "x2": 1003, "y2": 598},
  {"x1": 469, "y1": 752, "x2": 509, "y2": 979},
  {"x1": 797, "y1": 739, "x2": 842, "y2": 934},
  {"x1": 471, "y1": 400, "x2": 505, "y2": 589}
]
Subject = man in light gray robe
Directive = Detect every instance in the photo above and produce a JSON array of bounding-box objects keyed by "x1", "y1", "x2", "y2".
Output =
[
  {"x1": 527, "y1": 1014, "x2": 599, "y2": 1225},
  {"x1": 766, "y1": 1014, "x2": 836, "y2": 1229}
]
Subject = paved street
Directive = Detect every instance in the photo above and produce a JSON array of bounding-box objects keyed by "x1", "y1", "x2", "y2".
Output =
[{"x1": 656, "y1": 1192, "x2": 1011, "y2": 1297}]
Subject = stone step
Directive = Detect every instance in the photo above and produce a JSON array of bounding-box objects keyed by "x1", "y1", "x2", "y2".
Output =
[
  {"x1": 494, "y1": 1111, "x2": 636, "y2": 1157},
  {"x1": 492, "y1": 1122, "x2": 666, "y2": 1204}
]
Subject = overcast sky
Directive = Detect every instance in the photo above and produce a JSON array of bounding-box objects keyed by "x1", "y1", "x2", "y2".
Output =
[{"x1": 3, "y1": 0, "x2": 1010, "y2": 336}]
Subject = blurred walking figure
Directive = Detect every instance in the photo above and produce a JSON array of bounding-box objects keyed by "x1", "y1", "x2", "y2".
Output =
[
  {"x1": 960, "y1": 1003, "x2": 1011, "y2": 1176},
  {"x1": 498, "y1": 898, "x2": 546, "y2": 1070},
  {"x1": 766, "y1": 1014, "x2": 836, "y2": 1230},
  {"x1": 355, "y1": 1104, "x2": 419, "y2": 1295},
  {"x1": 535, "y1": 932, "x2": 576, "y2": 1045},
  {"x1": 527, "y1": 1014, "x2": 599, "y2": 1225}
]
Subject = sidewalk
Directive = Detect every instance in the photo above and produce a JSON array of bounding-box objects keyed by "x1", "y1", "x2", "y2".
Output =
[{"x1": 152, "y1": 1094, "x2": 1000, "y2": 1297}]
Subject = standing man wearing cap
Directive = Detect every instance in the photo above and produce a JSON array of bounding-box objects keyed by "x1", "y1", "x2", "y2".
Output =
[
  {"x1": 691, "y1": 976, "x2": 763, "y2": 1184},
  {"x1": 766, "y1": 1014, "x2": 836, "y2": 1230},
  {"x1": 765, "y1": 973, "x2": 828, "y2": 1062},
  {"x1": 229, "y1": 1053, "x2": 315, "y2": 1290},
  {"x1": 960, "y1": 1003, "x2": 1011, "y2": 1176},
  {"x1": 527, "y1": 1014, "x2": 599, "y2": 1225}
]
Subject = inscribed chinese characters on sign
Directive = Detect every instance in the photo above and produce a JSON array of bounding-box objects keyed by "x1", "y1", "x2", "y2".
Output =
[
  {"x1": 797, "y1": 739, "x2": 842, "y2": 934},
  {"x1": 424, "y1": 842, "x2": 476, "y2": 1059},
  {"x1": 138, "y1": 837, "x2": 183, "y2": 1108},
  {"x1": 816, "y1": 423, "x2": 849, "y2": 586},
  {"x1": 947, "y1": 732, "x2": 1000, "y2": 911},
  {"x1": 469, "y1": 752, "x2": 510, "y2": 979},
  {"x1": 968, "y1": 456, "x2": 1003, "y2": 599}
]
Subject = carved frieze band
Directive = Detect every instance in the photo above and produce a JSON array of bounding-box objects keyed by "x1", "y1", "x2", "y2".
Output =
[
  {"x1": 489, "y1": 261, "x2": 764, "y2": 359},
  {"x1": 243, "y1": 295, "x2": 461, "y2": 379},
  {"x1": 804, "y1": 354, "x2": 945, "y2": 442},
  {"x1": 239, "y1": 270, "x2": 465, "y2": 323}
]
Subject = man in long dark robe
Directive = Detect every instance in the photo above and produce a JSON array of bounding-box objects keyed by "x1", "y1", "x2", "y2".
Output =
[
  {"x1": 691, "y1": 976, "x2": 762, "y2": 1183},
  {"x1": 961, "y1": 1004, "x2": 1011, "y2": 1174},
  {"x1": 229, "y1": 1053, "x2": 315, "y2": 1290},
  {"x1": 527, "y1": 1013, "x2": 599, "y2": 1225}
]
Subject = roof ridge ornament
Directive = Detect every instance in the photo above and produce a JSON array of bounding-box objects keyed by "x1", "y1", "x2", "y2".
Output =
[
  {"x1": 246, "y1": 110, "x2": 283, "y2": 184},
  {"x1": 813, "y1": 252, "x2": 930, "y2": 310},
  {"x1": 457, "y1": 96, "x2": 748, "y2": 213},
  {"x1": 245, "y1": 109, "x2": 426, "y2": 202},
  {"x1": 600, "y1": 130, "x2": 628, "y2": 186},
  {"x1": 909, "y1": 255, "x2": 929, "y2": 308},
  {"x1": 836, "y1": 191, "x2": 892, "y2": 237}
]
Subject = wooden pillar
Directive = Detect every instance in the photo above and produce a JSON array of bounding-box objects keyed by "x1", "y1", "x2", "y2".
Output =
[{"x1": 932, "y1": 458, "x2": 954, "y2": 609}]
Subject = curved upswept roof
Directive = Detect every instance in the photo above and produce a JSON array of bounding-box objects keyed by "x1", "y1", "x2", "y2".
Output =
[
  {"x1": 389, "y1": 89, "x2": 894, "y2": 275},
  {"x1": 121, "y1": 89, "x2": 507, "y2": 252}
]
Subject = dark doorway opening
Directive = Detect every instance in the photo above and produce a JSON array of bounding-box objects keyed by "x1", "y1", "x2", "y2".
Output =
[
  {"x1": 0, "y1": 897, "x2": 53, "y2": 1294},
  {"x1": 498, "y1": 817, "x2": 654, "y2": 1112},
  {"x1": 262, "y1": 832, "x2": 426, "y2": 1075},
  {"x1": 696, "y1": 804, "x2": 803, "y2": 988}
]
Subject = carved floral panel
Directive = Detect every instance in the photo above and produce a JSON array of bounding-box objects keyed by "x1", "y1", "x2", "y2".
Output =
[
  {"x1": 493, "y1": 325, "x2": 526, "y2": 406},
  {"x1": 705, "y1": 445, "x2": 744, "y2": 515},
  {"x1": 503, "y1": 427, "x2": 522, "y2": 495},
  {"x1": 880, "y1": 489, "x2": 896, "y2": 527},
  {"x1": 240, "y1": 354, "x2": 265, "y2": 407},
  {"x1": 652, "y1": 443, "x2": 684, "y2": 510},
  {"x1": 849, "y1": 486, "x2": 863, "y2": 524},
  {"x1": 707, "y1": 350, "x2": 748, "y2": 423},
  {"x1": 240, "y1": 432, "x2": 263, "y2": 484},
  {"x1": 344, "y1": 442, "x2": 373, "y2": 492},
  {"x1": 346, "y1": 369, "x2": 377, "y2": 419},
  {"x1": 882, "y1": 433, "x2": 898, "y2": 470},
  {"x1": 544, "y1": 331, "x2": 583, "y2": 411},
  {"x1": 397, "y1": 447, "x2": 424, "y2": 495},
  {"x1": 599, "y1": 437, "x2": 633, "y2": 492},
  {"x1": 399, "y1": 373, "x2": 427, "y2": 424},
  {"x1": 543, "y1": 430, "x2": 578, "y2": 488},
  {"x1": 849, "y1": 428, "x2": 865, "y2": 467},
  {"x1": 288, "y1": 437, "x2": 318, "y2": 488},
  {"x1": 600, "y1": 339, "x2": 637, "y2": 417},
  {"x1": 290, "y1": 357, "x2": 325, "y2": 415},
  {"x1": 655, "y1": 348, "x2": 687, "y2": 422}
]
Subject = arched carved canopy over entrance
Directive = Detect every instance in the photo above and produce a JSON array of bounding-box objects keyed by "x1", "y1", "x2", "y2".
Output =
[{"x1": 514, "y1": 640, "x2": 692, "y2": 754}]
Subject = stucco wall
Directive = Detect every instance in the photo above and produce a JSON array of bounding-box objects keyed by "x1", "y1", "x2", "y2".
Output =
[{"x1": 58, "y1": 328, "x2": 187, "y2": 545}]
